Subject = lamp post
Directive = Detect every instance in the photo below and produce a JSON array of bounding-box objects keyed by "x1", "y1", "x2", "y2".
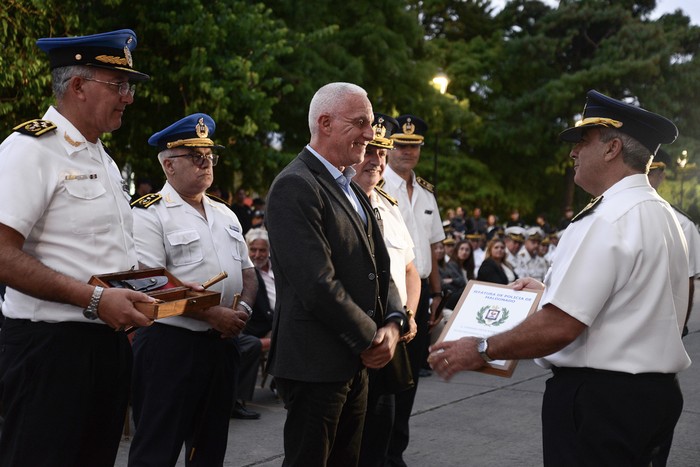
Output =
[
  {"x1": 431, "y1": 72, "x2": 450, "y2": 193},
  {"x1": 678, "y1": 149, "x2": 688, "y2": 209}
]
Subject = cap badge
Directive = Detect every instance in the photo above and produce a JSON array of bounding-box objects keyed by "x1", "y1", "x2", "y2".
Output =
[
  {"x1": 195, "y1": 117, "x2": 209, "y2": 138},
  {"x1": 374, "y1": 117, "x2": 387, "y2": 139},
  {"x1": 402, "y1": 118, "x2": 415, "y2": 135},
  {"x1": 124, "y1": 46, "x2": 133, "y2": 68}
]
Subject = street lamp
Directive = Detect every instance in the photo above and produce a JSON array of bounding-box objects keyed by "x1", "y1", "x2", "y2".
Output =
[
  {"x1": 432, "y1": 72, "x2": 450, "y2": 95},
  {"x1": 430, "y1": 72, "x2": 450, "y2": 192},
  {"x1": 678, "y1": 149, "x2": 688, "y2": 209}
]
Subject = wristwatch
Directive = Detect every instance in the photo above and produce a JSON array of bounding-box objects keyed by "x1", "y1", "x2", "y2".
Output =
[
  {"x1": 477, "y1": 338, "x2": 493, "y2": 363},
  {"x1": 83, "y1": 285, "x2": 104, "y2": 320},
  {"x1": 386, "y1": 314, "x2": 409, "y2": 335}
]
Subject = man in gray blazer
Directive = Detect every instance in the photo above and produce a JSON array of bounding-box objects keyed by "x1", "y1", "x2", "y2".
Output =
[{"x1": 266, "y1": 82, "x2": 408, "y2": 467}]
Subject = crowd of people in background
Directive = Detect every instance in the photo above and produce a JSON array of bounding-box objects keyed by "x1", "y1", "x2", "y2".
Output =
[
  {"x1": 428, "y1": 206, "x2": 564, "y2": 297},
  {"x1": 1, "y1": 26, "x2": 698, "y2": 467}
]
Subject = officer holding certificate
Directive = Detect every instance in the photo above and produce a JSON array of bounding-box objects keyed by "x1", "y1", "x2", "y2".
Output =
[{"x1": 430, "y1": 90, "x2": 690, "y2": 466}]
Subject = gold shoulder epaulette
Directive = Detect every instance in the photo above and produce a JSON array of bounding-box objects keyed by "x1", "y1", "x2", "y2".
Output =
[
  {"x1": 416, "y1": 176, "x2": 434, "y2": 193},
  {"x1": 131, "y1": 193, "x2": 162, "y2": 209},
  {"x1": 571, "y1": 196, "x2": 603, "y2": 223},
  {"x1": 13, "y1": 119, "x2": 57, "y2": 137},
  {"x1": 376, "y1": 178, "x2": 386, "y2": 189},
  {"x1": 374, "y1": 186, "x2": 398, "y2": 206},
  {"x1": 206, "y1": 193, "x2": 230, "y2": 208}
]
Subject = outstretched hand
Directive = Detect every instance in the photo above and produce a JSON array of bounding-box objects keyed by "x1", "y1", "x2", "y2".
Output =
[{"x1": 428, "y1": 336, "x2": 486, "y2": 381}]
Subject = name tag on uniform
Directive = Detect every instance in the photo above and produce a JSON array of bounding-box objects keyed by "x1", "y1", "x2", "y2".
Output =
[
  {"x1": 65, "y1": 173, "x2": 98, "y2": 180},
  {"x1": 424, "y1": 210, "x2": 433, "y2": 215}
]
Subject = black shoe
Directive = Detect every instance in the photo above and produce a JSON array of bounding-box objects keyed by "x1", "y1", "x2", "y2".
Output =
[{"x1": 231, "y1": 401, "x2": 260, "y2": 420}]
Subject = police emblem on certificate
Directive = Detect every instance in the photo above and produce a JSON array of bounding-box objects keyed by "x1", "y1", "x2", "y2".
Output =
[{"x1": 435, "y1": 280, "x2": 543, "y2": 377}]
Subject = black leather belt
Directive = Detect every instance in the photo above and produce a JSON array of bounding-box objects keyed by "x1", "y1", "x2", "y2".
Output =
[{"x1": 551, "y1": 365, "x2": 676, "y2": 380}]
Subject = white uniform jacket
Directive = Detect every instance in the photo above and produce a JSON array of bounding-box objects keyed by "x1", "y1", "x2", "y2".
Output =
[
  {"x1": 0, "y1": 106, "x2": 138, "y2": 323},
  {"x1": 132, "y1": 181, "x2": 253, "y2": 331},
  {"x1": 537, "y1": 175, "x2": 691, "y2": 374}
]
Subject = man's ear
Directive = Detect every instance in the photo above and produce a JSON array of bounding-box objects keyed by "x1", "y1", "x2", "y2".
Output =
[
  {"x1": 69, "y1": 76, "x2": 88, "y2": 101},
  {"x1": 603, "y1": 137, "x2": 623, "y2": 162},
  {"x1": 162, "y1": 158, "x2": 176, "y2": 175},
  {"x1": 318, "y1": 114, "x2": 332, "y2": 135}
]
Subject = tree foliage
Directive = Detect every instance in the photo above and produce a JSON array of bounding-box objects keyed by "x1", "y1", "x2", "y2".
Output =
[{"x1": 1, "y1": 0, "x2": 698, "y2": 221}]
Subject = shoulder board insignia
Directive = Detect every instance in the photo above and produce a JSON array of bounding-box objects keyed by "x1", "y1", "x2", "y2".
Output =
[
  {"x1": 376, "y1": 178, "x2": 386, "y2": 189},
  {"x1": 374, "y1": 186, "x2": 398, "y2": 206},
  {"x1": 131, "y1": 193, "x2": 162, "y2": 209},
  {"x1": 416, "y1": 177, "x2": 434, "y2": 193},
  {"x1": 671, "y1": 204, "x2": 696, "y2": 224},
  {"x1": 206, "y1": 193, "x2": 231, "y2": 208},
  {"x1": 571, "y1": 196, "x2": 603, "y2": 223},
  {"x1": 13, "y1": 119, "x2": 57, "y2": 137}
]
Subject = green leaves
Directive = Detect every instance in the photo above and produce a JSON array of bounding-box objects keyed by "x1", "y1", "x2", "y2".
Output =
[{"x1": 1, "y1": 0, "x2": 697, "y2": 219}]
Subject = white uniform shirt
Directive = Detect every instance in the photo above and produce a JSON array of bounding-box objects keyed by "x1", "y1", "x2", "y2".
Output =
[
  {"x1": 132, "y1": 182, "x2": 253, "y2": 331},
  {"x1": 259, "y1": 261, "x2": 276, "y2": 311},
  {"x1": 515, "y1": 248, "x2": 548, "y2": 281},
  {"x1": 473, "y1": 248, "x2": 485, "y2": 278},
  {"x1": 506, "y1": 249, "x2": 519, "y2": 269},
  {"x1": 382, "y1": 166, "x2": 445, "y2": 279},
  {"x1": 537, "y1": 174, "x2": 691, "y2": 374},
  {"x1": 370, "y1": 189, "x2": 415, "y2": 305},
  {"x1": 673, "y1": 208, "x2": 700, "y2": 277},
  {"x1": 0, "y1": 106, "x2": 138, "y2": 323}
]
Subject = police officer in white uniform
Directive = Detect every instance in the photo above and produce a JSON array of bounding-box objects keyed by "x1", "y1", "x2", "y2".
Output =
[
  {"x1": 503, "y1": 225, "x2": 525, "y2": 268},
  {"x1": 128, "y1": 114, "x2": 257, "y2": 466},
  {"x1": 648, "y1": 149, "x2": 700, "y2": 337},
  {"x1": 382, "y1": 114, "x2": 445, "y2": 466},
  {"x1": 430, "y1": 90, "x2": 690, "y2": 466},
  {"x1": 0, "y1": 29, "x2": 153, "y2": 466},
  {"x1": 353, "y1": 113, "x2": 421, "y2": 466},
  {"x1": 515, "y1": 226, "x2": 548, "y2": 281}
]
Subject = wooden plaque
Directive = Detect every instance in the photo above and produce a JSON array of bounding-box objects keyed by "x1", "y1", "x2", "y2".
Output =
[{"x1": 89, "y1": 267, "x2": 221, "y2": 320}]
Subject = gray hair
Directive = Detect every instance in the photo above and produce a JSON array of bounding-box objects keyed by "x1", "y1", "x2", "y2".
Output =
[
  {"x1": 307, "y1": 82, "x2": 367, "y2": 137},
  {"x1": 245, "y1": 227, "x2": 269, "y2": 246},
  {"x1": 51, "y1": 65, "x2": 95, "y2": 100},
  {"x1": 157, "y1": 149, "x2": 176, "y2": 168},
  {"x1": 598, "y1": 127, "x2": 652, "y2": 173}
]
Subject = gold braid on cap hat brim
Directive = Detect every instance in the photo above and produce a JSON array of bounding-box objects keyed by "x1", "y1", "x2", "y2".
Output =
[
  {"x1": 390, "y1": 134, "x2": 424, "y2": 144},
  {"x1": 574, "y1": 117, "x2": 623, "y2": 128},
  {"x1": 369, "y1": 136, "x2": 394, "y2": 149},
  {"x1": 166, "y1": 137, "x2": 216, "y2": 148}
]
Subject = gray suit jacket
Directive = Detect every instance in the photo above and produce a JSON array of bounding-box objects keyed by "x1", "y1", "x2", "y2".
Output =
[{"x1": 266, "y1": 148, "x2": 401, "y2": 382}]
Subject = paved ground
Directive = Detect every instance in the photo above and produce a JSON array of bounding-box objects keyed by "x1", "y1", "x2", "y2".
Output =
[{"x1": 115, "y1": 280, "x2": 700, "y2": 466}]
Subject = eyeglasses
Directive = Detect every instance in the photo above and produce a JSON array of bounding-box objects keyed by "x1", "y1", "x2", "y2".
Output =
[
  {"x1": 83, "y1": 78, "x2": 136, "y2": 97},
  {"x1": 169, "y1": 152, "x2": 219, "y2": 168}
]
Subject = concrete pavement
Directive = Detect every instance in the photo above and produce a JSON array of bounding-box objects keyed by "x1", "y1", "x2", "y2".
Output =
[{"x1": 116, "y1": 281, "x2": 700, "y2": 466}]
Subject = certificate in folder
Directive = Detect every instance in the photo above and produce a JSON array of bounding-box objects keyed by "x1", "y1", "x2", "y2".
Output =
[{"x1": 435, "y1": 280, "x2": 543, "y2": 377}]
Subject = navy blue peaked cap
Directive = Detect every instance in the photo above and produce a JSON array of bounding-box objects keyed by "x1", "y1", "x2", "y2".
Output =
[
  {"x1": 391, "y1": 114, "x2": 428, "y2": 145},
  {"x1": 148, "y1": 113, "x2": 225, "y2": 150},
  {"x1": 369, "y1": 113, "x2": 400, "y2": 149},
  {"x1": 36, "y1": 29, "x2": 149, "y2": 81},
  {"x1": 560, "y1": 90, "x2": 678, "y2": 154}
]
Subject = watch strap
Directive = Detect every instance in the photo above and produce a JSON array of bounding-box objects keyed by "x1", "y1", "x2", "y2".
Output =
[{"x1": 84, "y1": 285, "x2": 104, "y2": 320}]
